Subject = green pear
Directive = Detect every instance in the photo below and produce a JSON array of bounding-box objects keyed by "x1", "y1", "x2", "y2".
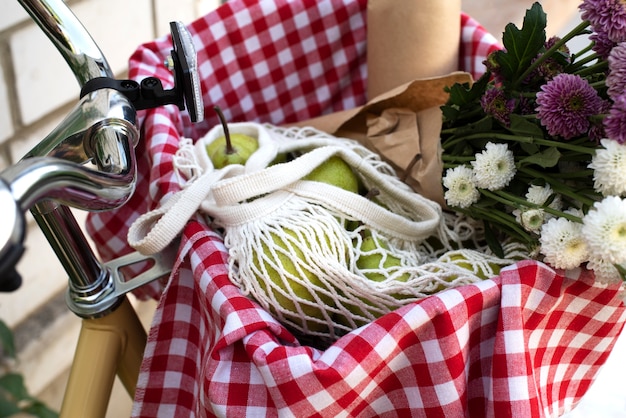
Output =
[
  {"x1": 336, "y1": 234, "x2": 410, "y2": 328},
  {"x1": 254, "y1": 229, "x2": 335, "y2": 333},
  {"x1": 356, "y1": 235, "x2": 409, "y2": 282},
  {"x1": 205, "y1": 106, "x2": 259, "y2": 168},
  {"x1": 425, "y1": 252, "x2": 504, "y2": 294},
  {"x1": 304, "y1": 156, "x2": 360, "y2": 193},
  {"x1": 270, "y1": 152, "x2": 288, "y2": 166}
]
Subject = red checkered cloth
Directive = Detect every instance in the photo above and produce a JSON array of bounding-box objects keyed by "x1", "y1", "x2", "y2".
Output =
[{"x1": 84, "y1": 1, "x2": 626, "y2": 416}]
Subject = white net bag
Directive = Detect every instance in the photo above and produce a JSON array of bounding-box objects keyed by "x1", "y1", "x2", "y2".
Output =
[{"x1": 128, "y1": 123, "x2": 525, "y2": 340}]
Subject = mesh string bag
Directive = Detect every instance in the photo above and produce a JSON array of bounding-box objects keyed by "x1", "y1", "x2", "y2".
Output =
[
  {"x1": 83, "y1": 1, "x2": 626, "y2": 416},
  {"x1": 128, "y1": 122, "x2": 525, "y2": 341}
]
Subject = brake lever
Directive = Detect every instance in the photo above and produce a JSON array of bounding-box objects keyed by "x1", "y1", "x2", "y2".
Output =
[{"x1": 79, "y1": 21, "x2": 204, "y2": 123}]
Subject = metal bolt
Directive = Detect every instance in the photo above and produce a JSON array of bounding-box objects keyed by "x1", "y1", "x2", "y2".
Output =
[
  {"x1": 143, "y1": 78, "x2": 158, "y2": 87},
  {"x1": 164, "y1": 55, "x2": 175, "y2": 71}
]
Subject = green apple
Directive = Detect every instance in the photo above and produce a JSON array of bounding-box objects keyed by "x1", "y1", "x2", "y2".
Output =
[
  {"x1": 254, "y1": 229, "x2": 334, "y2": 333},
  {"x1": 304, "y1": 156, "x2": 360, "y2": 193},
  {"x1": 205, "y1": 106, "x2": 259, "y2": 168}
]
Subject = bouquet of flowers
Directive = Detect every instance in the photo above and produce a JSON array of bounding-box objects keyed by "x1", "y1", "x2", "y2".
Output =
[{"x1": 441, "y1": 1, "x2": 626, "y2": 282}]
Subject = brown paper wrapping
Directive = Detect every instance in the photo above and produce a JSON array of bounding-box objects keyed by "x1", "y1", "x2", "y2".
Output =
[
  {"x1": 292, "y1": 0, "x2": 468, "y2": 206},
  {"x1": 294, "y1": 73, "x2": 472, "y2": 205}
]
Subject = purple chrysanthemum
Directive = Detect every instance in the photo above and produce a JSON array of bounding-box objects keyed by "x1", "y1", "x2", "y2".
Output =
[
  {"x1": 580, "y1": 0, "x2": 626, "y2": 43},
  {"x1": 535, "y1": 73, "x2": 603, "y2": 139},
  {"x1": 524, "y1": 37, "x2": 571, "y2": 85},
  {"x1": 590, "y1": 30, "x2": 617, "y2": 60},
  {"x1": 538, "y1": 37, "x2": 571, "y2": 79},
  {"x1": 480, "y1": 88, "x2": 515, "y2": 126},
  {"x1": 517, "y1": 96, "x2": 536, "y2": 115},
  {"x1": 604, "y1": 93, "x2": 626, "y2": 144},
  {"x1": 590, "y1": 100, "x2": 613, "y2": 141},
  {"x1": 483, "y1": 51, "x2": 504, "y2": 84},
  {"x1": 607, "y1": 42, "x2": 626, "y2": 99}
]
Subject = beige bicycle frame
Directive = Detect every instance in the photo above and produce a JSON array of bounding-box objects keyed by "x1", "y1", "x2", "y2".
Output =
[{"x1": 60, "y1": 296, "x2": 146, "y2": 418}]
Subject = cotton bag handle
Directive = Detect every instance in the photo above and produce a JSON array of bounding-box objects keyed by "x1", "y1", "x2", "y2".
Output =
[
  {"x1": 127, "y1": 165, "x2": 241, "y2": 255},
  {"x1": 207, "y1": 145, "x2": 442, "y2": 241},
  {"x1": 128, "y1": 124, "x2": 443, "y2": 254},
  {"x1": 128, "y1": 122, "x2": 276, "y2": 255}
]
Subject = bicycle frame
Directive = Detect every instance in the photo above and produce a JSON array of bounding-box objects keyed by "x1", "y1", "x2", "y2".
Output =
[{"x1": 0, "y1": 1, "x2": 201, "y2": 416}]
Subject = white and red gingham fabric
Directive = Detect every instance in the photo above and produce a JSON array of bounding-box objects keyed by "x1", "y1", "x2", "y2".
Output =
[{"x1": 84, "y1": 1, "x2": 626, "y2": 416}]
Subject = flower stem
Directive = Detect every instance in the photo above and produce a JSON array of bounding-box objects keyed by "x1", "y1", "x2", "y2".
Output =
[
  {"x1": 466, "y1": 205, "x2": 534, "y2": 244},
  {"x1": 441, "y1": 155, "x2": 476, "y2": 163},
  {"x1": 574, "y1": 61, "x2": 609, "y2": 78},
  {"x1": 450, "y1": 106, "x2": 486, "y2": 123},
  {"x1": 443, "y1": 132, "x2": 597, "y2": 154},
  {"x1": 570, "y1": 43, "x2": 595, "y2": 64},
  {"x1": 485, "y1": 189, "x2": 584, "y2": 222},
  {"x1": 517, "y1": 166, "x2": 597, "y2": 206},
  {"x1": 441, "y1": 116, "x2": 491, "y2": 136},
  {"x1": 570, "y1": 52, "x2": 601, "y2": 71}
]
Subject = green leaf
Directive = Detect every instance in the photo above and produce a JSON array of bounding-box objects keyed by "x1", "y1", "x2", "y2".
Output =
[
  {"x1": 0, "y1": 396, "x2": 21, "y2": 417},
  {"x1": 519, "y1": 147, "x2": 561, "y2": 168},
  {"x1": 0, "y1": 373, "x2": 30, "y2": 402},
  {"x1": 444, "y1": 71, "x2": 491, "y2": 109},
  {"x1": 484, "y1": 222, "x2": 505, "y2": 258},
  {"x1": 445, "y1": 82, "x2": 474, "y2": 106},
  {"x1": 520, "y1": 142, "x2": 540, "y2": 155},
  {"x1": 0, "y1": 374, "x2": 59, "y2": 417},
  {"x1": 23, "y1": 401, "x2": 59, "y2": 418},
  {"x1": 507, "y1": 114, "x2": 544, "y2": 137},
  {"x1": 0, "y1": 320, "x2": 15, "y2": 359},
  {"x1": 440, "y1": 104, "x2": 460, "y2": 122},
  {"x1": 495, "y1": 2, "x2": 547, "y2": 85}
]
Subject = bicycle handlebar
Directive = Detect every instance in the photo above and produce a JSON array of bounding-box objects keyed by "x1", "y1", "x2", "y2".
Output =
[
  {"x1": 19, "y1": 0, "x2": 114, "y2": 83},
  {"x1": 0, "y1": 0, "x2": 204, "y2": 296}
]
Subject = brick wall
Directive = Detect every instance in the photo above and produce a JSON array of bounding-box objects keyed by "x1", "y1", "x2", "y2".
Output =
[{"x1": 0, "y1": 0, "x2": 221, "y2": 415}]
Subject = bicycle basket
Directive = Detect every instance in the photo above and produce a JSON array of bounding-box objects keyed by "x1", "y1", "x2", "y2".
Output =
[{"x1": 85, "y1": 1, "x2": 626, "y2": 417}]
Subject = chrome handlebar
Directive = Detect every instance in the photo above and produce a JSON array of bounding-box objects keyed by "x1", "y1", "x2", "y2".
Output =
[
  {"x1": 0, "y1": 0, "x2": 203, "y2": 314},
  {"x1": 19, "y1": 0, "x2": 113, "y2": 84},
  {"x1": 16, "y1": 0, "x2": 138, "y2": 198}
]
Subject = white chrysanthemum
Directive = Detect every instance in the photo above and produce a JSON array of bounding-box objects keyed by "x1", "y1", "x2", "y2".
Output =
[
  {"x1": 443, "y1": 165, "x2": 480, "y2": 208},
  {"x1": 581, "y1": 196, "x2": 626, "y2": 264},
  {"x1": 526, "y1": 184, "x2": 562, "y2": 211},
  {"x1": 539, "y1": 217, "x2": 588, "y2": 270},
  {"x1": 589, "y1": 139, "x2": 626, "y2": 196},
  {"x1": 564, "y1": 207, "x2": 585, "y2": 219},
  {"x1": 587, "y1": 255, "x2": 622, "y2": 284},
  {"x1": 513, "y1": 208, "x2": 545, "y2": 232},
  {"x1": 471, "y1": 142, "x2": 516, "y2": 190}
]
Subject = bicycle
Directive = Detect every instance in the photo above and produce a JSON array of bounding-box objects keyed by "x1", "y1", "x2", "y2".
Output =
[
  {"x1": 0, "y1": 0, "x2": 204, "y2": 416},
  {"x1": 4, "y1": 1, "x2": 626, "y2": 417}
]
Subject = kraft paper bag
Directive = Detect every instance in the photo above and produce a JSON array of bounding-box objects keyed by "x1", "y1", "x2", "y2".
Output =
[
  {"x1": 293, "y1": 0, "x2": 468, "y2": 206},
  {"x1": 367, "y1": 0, "x2": 462, "y2": 99},
  {"x1": 294, "y1": 73, "x2": 472, "y2": 206}
]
